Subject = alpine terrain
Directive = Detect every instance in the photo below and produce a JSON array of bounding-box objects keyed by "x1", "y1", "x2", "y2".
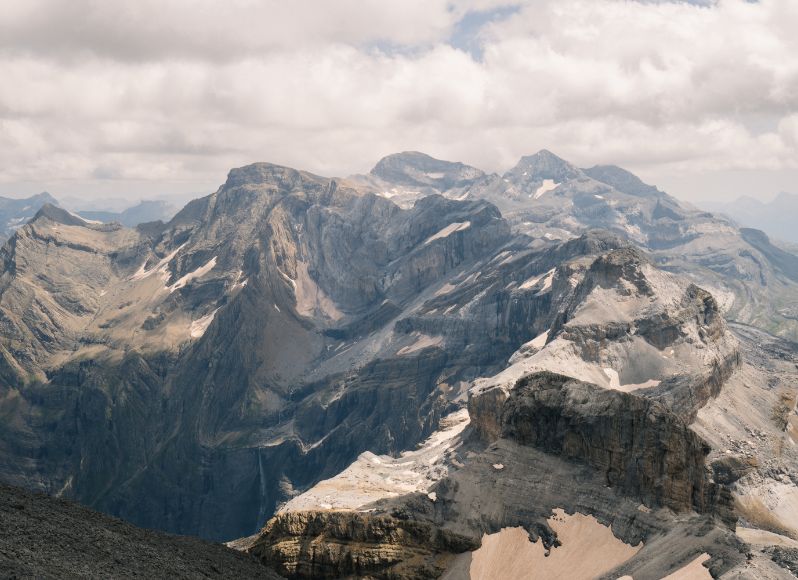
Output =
[{"x1": 1, "y1": 151, "x2": 797, "y2": 579}]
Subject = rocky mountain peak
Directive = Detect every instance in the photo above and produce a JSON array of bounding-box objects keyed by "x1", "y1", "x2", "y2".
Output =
[
  {"x1": 222, "y1": 162, "x2": 324, "y2": 191},
  {"x1": 505, "y1": 149, "x2": 582, "y2": 183},
  {"x1": 583, "y1": 164, "x2": 661, "y2": 198},
  {"x1": 30, "y1": 191, "x2": 59, "y2": 204},
  {"x1": 369, "y1": 151, "x2": 485, "y2": 190},
  {"x1": 30, "y1": 203, "x2": 89, "y2": 227}
]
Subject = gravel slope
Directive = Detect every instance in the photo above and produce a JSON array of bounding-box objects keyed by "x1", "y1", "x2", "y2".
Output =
[{"x1": 0, "y1": 483, "x2": 282, "y2": 579}]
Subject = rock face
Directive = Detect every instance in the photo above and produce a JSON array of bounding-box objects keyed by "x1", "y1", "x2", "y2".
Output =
[
  {"x1": 247, "y1": 511, "x2": 477, "y2": 579},
  {"x1": 0, "y1": 160, "x2": 562, "y2": 540},
  {"x1": 241, "y1": 227, "x2": 745, "y2": 579},
  {"x1": 246, "y1": 363, "x2": 744, "y2": 580},
  {"x1": 470, "y1": 371, "x2": 731, "y2": 518}
]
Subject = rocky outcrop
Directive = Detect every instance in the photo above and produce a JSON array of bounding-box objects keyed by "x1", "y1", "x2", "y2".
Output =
[
  {"x1": 247, "y1": 511, "x2": 478, "y2": 579},
  {"x1": 470, "y1": 371, "x2": 733, "y2": 519}
]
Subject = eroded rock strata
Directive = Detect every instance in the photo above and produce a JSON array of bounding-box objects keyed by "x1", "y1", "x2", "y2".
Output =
[{"x1": 470, "y1": 371, "x2": 733, "y2": 518}]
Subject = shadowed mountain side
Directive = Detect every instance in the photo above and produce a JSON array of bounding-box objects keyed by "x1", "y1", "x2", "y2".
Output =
[{"x1": 0, "y1": 482, "x2": 282, "y2": 579}]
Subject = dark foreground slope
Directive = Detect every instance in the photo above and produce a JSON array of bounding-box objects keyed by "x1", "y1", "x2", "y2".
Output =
[{"x1": 0, "y1": 483, "x2": 280, "y2": 579}]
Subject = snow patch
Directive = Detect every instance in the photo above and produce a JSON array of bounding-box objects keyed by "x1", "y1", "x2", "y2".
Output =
[
  {"x1": 519, "y1": 268, "x2": 555, "y2": 293},
  {"x1": 536, "y1": 269, "x2": 555, "y2": 294},
  {"x1": 424, "y1": 221, "x2": 471, "y2": 245},
  {"x1": 231, "y1": 270, "x2": 248, "y2": 291},
  {"x1": 67, "y1": 210, "x2": 103, "y2": 225},
  {"x1": 397, "y1": 333, "x2": 444, "y2": 356},
  {"x1": 129, "y1": 243, "x2": 187, "y2": 282},
  {"x1": 190, "y1": 308, "x2": 220, "y2": 338},
  {"x1": 169, "y1": 256, "x2": 217, "y2": 293},
  {"x1": 435, "y1": 283, "x2": 456, "y2": 297},
  {"x1": 533, "y1": 179, "x2": 559, "y2": 200},
  {"x1": 603, "y1": 368, "x2": 621, "y2": 389},
  {"x1": 280, "y1": 409, "x2": 470, "y2": 512}
]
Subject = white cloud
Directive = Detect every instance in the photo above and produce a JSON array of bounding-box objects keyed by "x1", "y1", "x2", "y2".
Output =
[{"x1": 0, "y1": 0, "x2": 796, "y2": 201}]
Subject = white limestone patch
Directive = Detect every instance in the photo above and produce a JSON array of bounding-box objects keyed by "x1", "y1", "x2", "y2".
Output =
[
  {"x1": 169, "y1": 256, "x2": 217, "y2": 293},
  {"x1": 280, "y1": 409, "x2": 470, "y2": 513},
  {"x1": 532, "y1": 179, "x2": 560, "y2": 200},
  {"x1": 425, "y1": 221, "x2": 471, "y2": 245},
  {"x1": 189, "y1": 308, "x2": 220, "y2": 339}
]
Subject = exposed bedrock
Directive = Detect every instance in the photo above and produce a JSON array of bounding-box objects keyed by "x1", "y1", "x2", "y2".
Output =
[
  {"x1": 469, "y1": 371, "x2": 734, "y2": 520},
  {"x1": 247, "y1": 511, "x2": 478, "y2": 579}
]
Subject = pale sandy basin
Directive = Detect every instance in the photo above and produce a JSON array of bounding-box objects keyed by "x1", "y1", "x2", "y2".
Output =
[{"x1": 468, "y1": 509, "x2": 641, "y2": 580}]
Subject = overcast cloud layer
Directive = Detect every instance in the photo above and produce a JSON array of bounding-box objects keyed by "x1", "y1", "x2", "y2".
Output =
[{"x1": 1, "y1": 0, "x2": 797, "y2": 203}]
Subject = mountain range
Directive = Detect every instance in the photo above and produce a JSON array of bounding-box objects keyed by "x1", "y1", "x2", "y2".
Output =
[
  {"x1": 0, "y1": 151, "x2": 796, "y2": 579},
  {"x1": 76, "y1": 199, "x2": 178, "y2": 227},
  {"x1": 703, "y1": 192, "x2": 798, "y2": 245},
  {"x1": 0, "y1": 192, "x2": 59, "y2": 240},
  {"x1": 0, "y1": 193, "x2": 177, "y2": 243}
]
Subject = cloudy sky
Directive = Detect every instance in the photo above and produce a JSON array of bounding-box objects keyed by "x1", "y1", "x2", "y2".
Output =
[{"x1": 1, "y1": 0, "x2": 797, "y2": 206}]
